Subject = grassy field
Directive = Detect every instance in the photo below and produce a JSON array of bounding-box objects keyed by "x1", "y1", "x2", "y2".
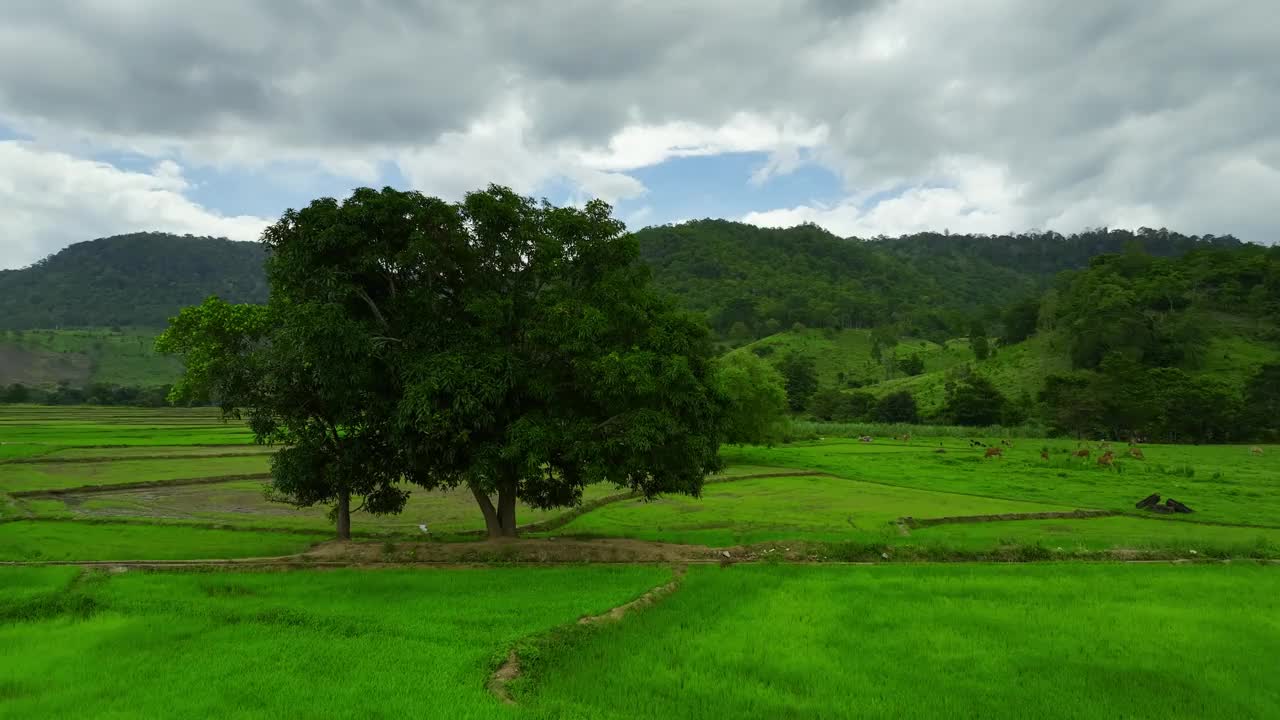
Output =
[
  {"x1": 0, "y1": 521, "x2": 328, "y2": 561},
  {"x1": 23, "y1": 480, "x2": 626, "y2": 538},
  {"x1": 724, "y1": 438, "x2": 1280, "y2": 527},
  {"x1": 2, "y1": 564, "x2": 1275, "y2": 718},
  {"x1": 515, "y1": 563, "x2": 1280, "y2": 719},
  {"x1": 0, "y1": 328, "x2": 179, "y2": 387},
  {"x1": 543, "y1": 473, "x2": 1073, "y2": 546},
  {"x1": 0, "y1": 455, "x2": 272, "y2": 493},
  {"x1": 0, "y1": 565, "x2": 672, "y2": 719},
  {"x1": 733, "y1": 328, "x2": 974, "y2": 389},
  {"x1": 2, "y1": 405, "x2": 1278, "y2": 718},
  {"x1": 4, "y1": 406, "x2": 1279, "y2": 557}
]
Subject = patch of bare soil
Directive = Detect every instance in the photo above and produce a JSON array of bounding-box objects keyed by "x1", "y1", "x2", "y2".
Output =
[{"x1": 306, "y1": 537, "x2": 747, "y2": 564}]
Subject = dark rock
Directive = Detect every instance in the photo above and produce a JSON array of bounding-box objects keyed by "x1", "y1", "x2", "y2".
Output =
[
  {"x1": 1135, "y1": 493, "x2": 1161, "y2": 510},
  {"x1": 1149, "y1": 504, "x2": 1174, "y2": 514},
  {"x1": 1165, "y1": 498, "x2": 1193, "y2": 514}
]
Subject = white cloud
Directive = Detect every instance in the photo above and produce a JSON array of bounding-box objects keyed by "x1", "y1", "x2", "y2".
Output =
[
  {"x1": 744, "y1": 157, "x2": 1031, "y2": 237},
  {"x1": 0, "y1": 0, "x2": 1277, "y2": 251},
  {"x1": 0, "y1": 142, "x2": 270, "y2": 269}
]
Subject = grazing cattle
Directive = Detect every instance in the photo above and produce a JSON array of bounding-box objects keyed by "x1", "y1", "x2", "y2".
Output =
[
  {"x1": 1251, "y1": 446, "x2": 1264, "y2": 456},
  {"x1": 859, "y1": 435, "x2": 874, "y2": 443},
  {"x1": 1000, "y1": 439, "x2": 1013, "y2": 447},
  {"x1": 1097, "y1": 451, "x2": 1115, "y2": 467},
  {"x1": 1073, "y1": 448, "x2": 1091, "y2": 459},
  {"x1": 1128, "y1": 447, "x2": 1145, "y2": 460},
  {"x1": 970, "y1": 439, "x2": 987, "y2": 448},
  {"x1": 983, "y1": 447, "x2": 1003, "y2": 459},
  {"x1": 1039, "y1": 450, "x2": 1050, "y2": 461}
]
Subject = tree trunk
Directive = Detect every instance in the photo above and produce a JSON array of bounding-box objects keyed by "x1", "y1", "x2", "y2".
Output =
[
  {"x1": 336, "y1": 489, "x2": 351, "y2": 541},
  {"x1": 471, "y1": 485, "x2": 502, "y2": 539},
  {"x1": 497, "y1": 477, "x2": 518, "y2": 538}
]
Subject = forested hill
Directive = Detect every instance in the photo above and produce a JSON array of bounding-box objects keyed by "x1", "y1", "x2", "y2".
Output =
[
  {"x1": 635, "y1": 221, "x2": 1247, "y2": 340},
  {"x1": 0, "y1": 233, "x2": 268, "y2": 329},
  {"x1": 0, "y1": 223, "x2": 1253, "y2": 333}
]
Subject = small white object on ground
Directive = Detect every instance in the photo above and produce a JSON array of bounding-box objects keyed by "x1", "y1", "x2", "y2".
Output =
[
  {"x1": 418, "y1": 524, "x2": 430, "y2": 535},
  {"x1": 720, "y1": 550, "x2": 731, "y2": 558}
]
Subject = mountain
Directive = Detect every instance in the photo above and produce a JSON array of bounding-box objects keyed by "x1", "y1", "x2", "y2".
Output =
[{"x1": 0, "y1": 232, "x2": 268, "y2": 330}]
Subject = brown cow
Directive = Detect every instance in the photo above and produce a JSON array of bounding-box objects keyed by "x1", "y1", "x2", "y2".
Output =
[
  {"x1": 1073, "y1": 448, "x2": 1091, "y2": 459},
  {"x1": 1252, "y1": 446, "x2": 1264, "y2": 456},
  {"x1": 984, "y1": 447, "x2": 1003, "y2": 459},
  {"x1": 1128, "y1": 447, "x2": 1145, "y2": 460},
  {"x1": 1097, "y1": 451, "x2": 1115, "y2": 467}
]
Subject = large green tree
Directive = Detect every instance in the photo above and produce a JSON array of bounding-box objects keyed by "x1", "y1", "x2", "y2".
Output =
[{"x1": 161, "y1": 186, "x2": 727, "y2": 539}]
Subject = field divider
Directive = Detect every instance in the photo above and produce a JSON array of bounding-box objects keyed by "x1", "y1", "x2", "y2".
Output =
[
  {"x1": 3, "y1": 451, "x2": 275, "y2": 465},
  {"x1": 488, "y1": 564, "x2": 688, "y2": 705},
  {"x1": 898, "y1": 509, "x2": 1119, "y2": 528},
  {"x1": 9, "y1": 473, "x2": 273, "y2": 498}
]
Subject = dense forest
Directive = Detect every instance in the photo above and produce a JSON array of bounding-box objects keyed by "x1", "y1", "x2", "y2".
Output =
[
  {"x1": 0, "y1": 232, "x2": 268, "y2": 329},
  {"x1": 635, "y1": 221, "x2": 1246, "y2": 341}
]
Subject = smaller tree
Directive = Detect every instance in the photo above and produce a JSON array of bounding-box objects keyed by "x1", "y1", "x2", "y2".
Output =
[
  {"x1": 716, "y1": 353, "x2": 788, "y2": 444},
  {"x1": 899, "y1": 354, "x2": 925, "y2": 376},
  {"x1": 970, "y1": 320, "x2": 991, "y2": 361},
  {"x1": 2, "y1": 383, "x2": 30, "y2": 404},
  {"x1": 728, "y1": 321, "x2": 753, "y2": 343},
  {"x1": 777, "y1": 352, "x2": 819, "y2": 412},
  {"x1": 1244, "y1": 363, "x2": 1280, "y2": 438},
  {"x1": 942, "y1": 375, "x2": 1008, "y2": 426},
  {"x1": 875, "y1": 391, "x2": 919, "y2": 423}
]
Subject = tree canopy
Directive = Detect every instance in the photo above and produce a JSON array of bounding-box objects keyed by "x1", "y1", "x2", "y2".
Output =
[{"x1": 159, "y1": 186, "x2": 729, "y2": 538}]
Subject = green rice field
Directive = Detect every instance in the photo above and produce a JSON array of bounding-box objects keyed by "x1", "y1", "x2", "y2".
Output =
[{"x1": 2, "y1": 405, "x2": 1278, "y2": 718}]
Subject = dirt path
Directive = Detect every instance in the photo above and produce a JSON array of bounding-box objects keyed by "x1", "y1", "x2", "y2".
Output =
[{"x1": 488, "y1": 564, "x2": 688, "y2": 705}]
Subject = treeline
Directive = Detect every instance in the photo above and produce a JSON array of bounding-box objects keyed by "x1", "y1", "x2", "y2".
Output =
[
  {"x1": 1, "y1": 382, "x2": 173, "y2": 407},
  {"x1": 636, "y1": 221, "x2": 1248, "y2": 343}
]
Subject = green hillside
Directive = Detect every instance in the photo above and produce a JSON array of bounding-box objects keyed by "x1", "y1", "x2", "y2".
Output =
[
  {"x1": 0, "y1": 232, "x2": 267, "y2": 330},
  {"x1": 733, "y1": 328, "x2": 974, "y2": 389},
  {"x1": 0, "y1": 328, "x2": 178, "y2": 389}
]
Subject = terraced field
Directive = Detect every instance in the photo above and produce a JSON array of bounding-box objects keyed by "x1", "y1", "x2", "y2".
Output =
[{"x1": 2, "y1": 405, "x2": 1278, "y2": 718}]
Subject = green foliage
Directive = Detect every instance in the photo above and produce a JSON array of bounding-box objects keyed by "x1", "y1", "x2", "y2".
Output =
[
  {"x1": 1245, "y1": 363, "x2": 1280, "y2": 437},
  {"x1": 0, "y1": 233, "x2": 267, "y2": 330},
  {"x1": 941, "y1": 373, "x2": 1009, "y2": 426},
  {"x1": 808, "y1": 388, "x2": 876, "y2": 422},
  {"x1": 636, "y1": 221, "x2": 1246, "y2": 342},
  {"x1": 161, "y1": 186, "x2": 726, "y2": 539},
  {"x1": 715, "y1": 353, "x2": 788, "y2": 444},
  {"x1": 777, "y1": 352, "x2": 818, "y2": 411},
  {"x1": 1001, "y1": 296, "x2": 1040, "y2": 344},
  {"x1": 969, "y1": 320, "x2": 991, "y2": 361},
  {"x1": 899, "y1": 353, "x2": 925, "y2": 376},
  {"x1": 875, "y1": 390, "x2": 919, "y2": 423}
]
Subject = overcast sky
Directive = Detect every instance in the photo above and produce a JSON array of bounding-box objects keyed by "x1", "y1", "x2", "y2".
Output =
[{"x1": 2, "y1": 1, "x2": 1277, "y2": 269}]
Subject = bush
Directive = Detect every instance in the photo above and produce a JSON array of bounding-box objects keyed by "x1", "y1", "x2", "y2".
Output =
[{"x1": 875, "y1": 391, "x2": 919, "y2": 423}]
